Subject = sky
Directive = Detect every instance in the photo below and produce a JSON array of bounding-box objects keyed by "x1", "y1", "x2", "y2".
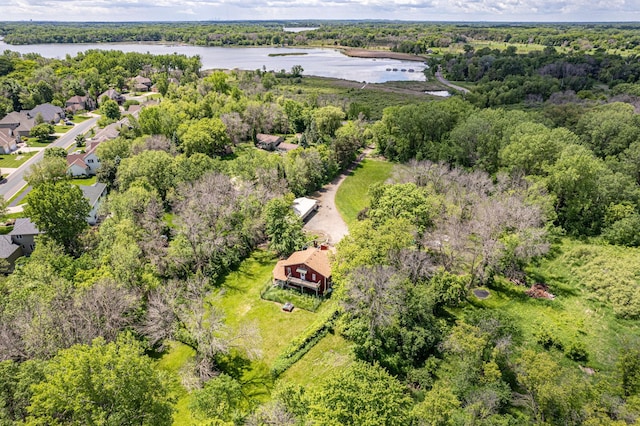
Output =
[{"x1": 2, "y1": 0, "x2": 640, "y2": 22}]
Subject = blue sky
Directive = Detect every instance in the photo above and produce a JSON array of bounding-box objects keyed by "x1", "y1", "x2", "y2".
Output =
[{"x1": 3, "y1": 0, "x2": 640, "y2": 22}]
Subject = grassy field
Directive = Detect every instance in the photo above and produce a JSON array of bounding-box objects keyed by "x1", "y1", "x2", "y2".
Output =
[
  {"x1": 335, "y1": 158, "x2": 394, "y2": 227},
  {"x1": 467, "y1": 239, "x2": 640, "y2": 372},
  {"x1": 0, "y1": 152, "x2": 37, "y2": 168},
  {"x1": 26, "y1": 139, "x2": 53, "y2": 148},
  {"x1": 54, "y1": 124, "x2": 74, "y2": 133}
]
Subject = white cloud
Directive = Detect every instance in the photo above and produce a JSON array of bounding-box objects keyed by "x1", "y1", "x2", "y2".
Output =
[{"x1": 2, "y1": 0, "x2": 640, "y2": 21}]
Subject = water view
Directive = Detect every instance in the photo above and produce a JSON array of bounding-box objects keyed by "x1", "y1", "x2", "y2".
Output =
[{"x1": 0, "y1": 41, "x2": 426, "y2": 83}]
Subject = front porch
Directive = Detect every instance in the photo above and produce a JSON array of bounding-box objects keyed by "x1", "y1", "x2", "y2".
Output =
[{"x1": 276, "y1": 275, "x2": 324, "y2": 296}]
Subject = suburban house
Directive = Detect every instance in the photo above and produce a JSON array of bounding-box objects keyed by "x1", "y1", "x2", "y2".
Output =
[
  {"x1": 9, "y1": 218, "x2": 41, "y2": 256},
  {"x1": 79, "y1": 182, "x2": 107, "y2": 225},
  {"x1": 99, "y1": 89, "x2": 125, "y2": 105},
  {"x1": 67, "y1": 141, "x2": 101, "y2": 177},
  {"x1": 272, "y1": 246, "x2": 333, "y2": 296},
  {"x1": 0, "y1": 111, "x2": 35, "y2": 138},
  {"x1": 293, "y1": 197, "x2": 318, "y2": 222},
  {"x1": 0, "y1": 235, "x2": 23, "y2": 271},
  {"x1": 65, "y1": 95, "x2": 96, "y2": 113},
  {"x1": 26, "y1": 103, "x2": 65, "y2": 124},
  {"x1": 256, "y1": 133, "x2": 284, "y2": 151},
  {"x1": 132, "y1": 75, "x2": 152, "y2": 92},
  {"x1": 0, "y1": 128, "x2": 18, "y2": 154}
]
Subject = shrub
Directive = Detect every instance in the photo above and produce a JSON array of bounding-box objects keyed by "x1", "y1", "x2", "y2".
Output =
[
  {"x1": 261, "y1": 284, "x2": 324, "y2": 312},
  {"x1": 535, "y1": 329, "x2": 563, "y2": 350},
  {"x1": 565, "y1": 341, "x2": 588, "y2": 362}
]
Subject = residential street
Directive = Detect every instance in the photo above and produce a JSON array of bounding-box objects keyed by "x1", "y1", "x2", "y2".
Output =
[{"x1": 0, "y1": 115, "x2": 99, "y2": 201}]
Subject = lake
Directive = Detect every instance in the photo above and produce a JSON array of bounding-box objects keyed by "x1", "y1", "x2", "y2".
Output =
[{"x1": 0, "y1": 41, "x2": 426, "y2": 83}]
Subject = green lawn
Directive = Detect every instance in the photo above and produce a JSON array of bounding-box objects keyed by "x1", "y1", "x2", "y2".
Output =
[
  {"x1": 280, "y1": 333, "x2": 355, "y2": 390},
  {"x1": 71, "y1": 115, "x2": 91, "y2": 123},
  {"x1": 54, "y1": 124, "x2": 74, "y2": 133},
  {"x1": 335, "y1": 158, "x2": 394, "y2": 227},
  {"x1": 71, "y1": 176, "x2": 97, "y2": 186},
  {"x1": 0, "y1": 152, "x2": 37, "y2": 168},
  {"x1": 211, "y1": 249, "x2": 320, "y2": 366},
  {"x1": 156, "y1": 341, "x2": 197, "y2": 426},
  {"x1": 26, "y1": 139, "x2": 54, "y2": 148}
]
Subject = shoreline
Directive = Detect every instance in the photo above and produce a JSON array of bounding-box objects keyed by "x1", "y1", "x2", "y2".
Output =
[{"x1": 340, "y1": 48, "x2": 427, "y2": 62}]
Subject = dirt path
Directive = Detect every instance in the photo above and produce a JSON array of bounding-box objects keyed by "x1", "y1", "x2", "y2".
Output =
[
  {"x1": 303, "y1": 148, "x2": 372, "y2": 245},
  {"x1": 435, "y1": 66, "x2": 470, "y2": 94}
]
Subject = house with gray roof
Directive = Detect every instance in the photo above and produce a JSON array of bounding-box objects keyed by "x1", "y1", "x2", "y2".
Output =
[
  {"x1": 99, "y1": 89, "x2": 125, "y2": 105},
  {"x1": 26, "y1": 103, "x2": 65, "y2": 124},
  {"x1": 9, "y1": 218, "x2": 41, "y2": 256},
  {"x1": 0, "y1": 128, "x2": 18, "y2": 154},
  {"x1": 0, "y1": 235, "x2": 23, "y2": 272},
  {"x1": 66, "y1": 95, "x2": 96, "y2": 113},
  {"x1": 0, "y1": 111, "x2": 35, "y2": 138},
  {"x1": 79, "y1": 182, "x2": 107, "y2": 225}
]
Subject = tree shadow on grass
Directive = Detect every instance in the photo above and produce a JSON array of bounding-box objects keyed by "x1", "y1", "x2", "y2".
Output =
[{"x1": 217, "y1": 352, "x2": 273, "y2": 400}]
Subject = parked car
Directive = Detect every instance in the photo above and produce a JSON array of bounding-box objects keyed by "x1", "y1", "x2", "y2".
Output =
[{"x1": 64, "y1": 121, "x2": 74, "y2": 126}]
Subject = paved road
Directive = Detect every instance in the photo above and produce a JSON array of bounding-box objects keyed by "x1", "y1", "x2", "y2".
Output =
[
  {"x1": 435, "y1": 66, "x2": 470, "y2": 94},
  {"x1": 303, "y1": 148, "x2": 372, "y2": 246},
  {"x1": 0, "y1": 116, "x2": 99, "y2": 200}
]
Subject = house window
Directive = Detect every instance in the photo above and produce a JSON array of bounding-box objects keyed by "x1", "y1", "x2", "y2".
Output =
[
  {"x1": 15, "y1": 235, "x2": 22, "y2": 239},
  {"x1": 29, "y1": 244, "x2": 35, "y2": 251},
  {"x1": 87, "y1": 159, "x2": 94, "y2": 163},
  {"x1": 312, "y1": 273, "x2": 316, "y2": 281},
  {"x1": 286, "y1": 267, "x2": 291, "y2": 275}
]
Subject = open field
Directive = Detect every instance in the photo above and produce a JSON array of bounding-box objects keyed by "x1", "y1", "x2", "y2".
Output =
[
  {"x1": 335, "y1": 158, "x2": 394, "y2": 227},
  {"x1": 467, "y1": 239, "x2": 640, "y2": 372}
]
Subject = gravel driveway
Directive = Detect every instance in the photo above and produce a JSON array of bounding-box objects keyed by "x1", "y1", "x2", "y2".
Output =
[{"x1": 303, "y1": 149, "x2": 371, "y2": 245}]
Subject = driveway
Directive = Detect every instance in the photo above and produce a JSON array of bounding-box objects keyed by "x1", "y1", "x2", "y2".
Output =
[
  {"x1": 435, "y1": 65, "x2": 470, "y2": 94},
  {"x1": 303, "y1": 149, "x2": 371, "y2": 246}
]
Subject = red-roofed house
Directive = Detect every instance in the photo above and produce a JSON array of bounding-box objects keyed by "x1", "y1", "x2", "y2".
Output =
[
  {"x1": 66, "y1": 141, "x2": 101, "y2": 177},
  {"x1": 272, "y1": 246, "x2": 333, "y2": 296}
]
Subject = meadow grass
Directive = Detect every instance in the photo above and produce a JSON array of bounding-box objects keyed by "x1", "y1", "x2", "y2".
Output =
[
  {"x1": 335, "y1": 158, "x2": 394, "y2": 227},
  {"x1": 465, "y1": 239, "x2": 640, "y2": 372}
]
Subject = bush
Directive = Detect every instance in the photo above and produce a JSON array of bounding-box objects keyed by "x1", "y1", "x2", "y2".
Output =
[
  {"x1": 535, "y1": 329, "x2": 563, "y2": 350},
  {"x1": 565, "y1": 341, "x2": 588, "y2": 362}
]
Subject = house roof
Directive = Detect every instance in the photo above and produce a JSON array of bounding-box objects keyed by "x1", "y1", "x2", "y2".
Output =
[
  {"x1": 277, "y1": 142, "x2": 300, "y2": 152},
  {"x1": 293, "y1": 197, "x2": 317, "y2": 219},
  {"x1": 256, "y1": 133, "x2": 283, "y2": 145},
  {"x1": 274, "y1": 247, "x2": 332, "y2": 281},
  {"x1": 99, "y1": 89, "x2": 121, "y2": 101},
  {"x1": 27, "y1": 103, "x2": 64, "y2": 123},
  {"x1": 0, "y1": 111, "x2": 31, "y2": 128},
  {"x1": 66, "y1": 95, "x2": 86, "y2": 105},
  {"x1": 67, "y1": 153, "x2": 88, "y2": 170},
  {"x1": 79, "y1": 182, "x2": 107, "y2": 207},
  {"x1": 133, "y1": 75, "x2": 152, "y2": 85},
  {"x1": 9, "y1": 218, "x2": 41, "y2": 236},
  {"x1": 0, "y1": 128, "x2": 15, "y2": 145},
  {"x1": 0, "y1": 235, "x2": 21, "y2": 259}
]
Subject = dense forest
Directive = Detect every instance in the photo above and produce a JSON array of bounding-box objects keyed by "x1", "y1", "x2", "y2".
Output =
[{"x1": 0, "y1": 25, "x2": 640, "y2": 425}]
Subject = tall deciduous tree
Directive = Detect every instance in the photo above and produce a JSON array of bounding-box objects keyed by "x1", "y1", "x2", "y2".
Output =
[
  {"x1": 306, "y1": 361, "x2": 412, "y2": 425},
  {"x1": 27, "y1": 334, "x2": 174, "y2": 425},
  {"x1": 178, "y1": 117, "x2": 230, "y2": 158},
  {"x1": 24, "y1": 181, "x2": 90, "y2": 253},
  {"x1": 263, "y1": 194, "x2": 305, "y2": 256}
]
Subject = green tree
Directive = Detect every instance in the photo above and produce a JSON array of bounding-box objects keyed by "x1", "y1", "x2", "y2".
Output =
[
  {"x1": 312, "y1": 105, "x2": 344, "y2": 138},
  {"x1": 190, "y1": 374, "x2": 244, "y2": 423},
  {"x1": 29, "y1": 123, "x2": 54, "y2": 142},
  {"x1": 178, "y1": 117, "x2": 230, "y2": 158},
  {"x1": 99, "y1": 99, "x2": 121, "y2": 122},
  {"x1": 306, "y1": 361, "x2": 412, "y2": 426},
  {"x1": 263, "y1": 194, "x2": 305, "y2": 256},
  {"x1": 24, "y1": 181, "x2": 90, "y2": 253},
  {"x1": 27, "y1": 334, "x2": 174, "y2": 425},
  {"x1": 116, "y1": 150, "x2": 176, "y2": 201},
  {"x1": 43, "y1": 146, "x2": 67, "y2": 159},
  {"x1": 24, "y1": 157, "x2": 68, "y2": 187}
]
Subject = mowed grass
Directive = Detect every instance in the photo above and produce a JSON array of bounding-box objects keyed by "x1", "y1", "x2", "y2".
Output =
[
  {"x1": 70, "y1": 176, "x2": 97, "y2": 186},
  {"x1": 211, "y1": 249, "x2": 320, "y2": 366},
  {"x1": 280, "y1": 332, "x2": 355, "y2": 390},
  {"x1": 155, "y1": 341, "x2": 197, "y2": 426},
  {"x1": 335, "y1": 158, "x2": 394, "y2": 227},
  {"x1": 465, "y1": 239, "x2": 640, "y2": 372},
  {"x1": 0, "y1": 151, "x2": 37, "y2": 168}
]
